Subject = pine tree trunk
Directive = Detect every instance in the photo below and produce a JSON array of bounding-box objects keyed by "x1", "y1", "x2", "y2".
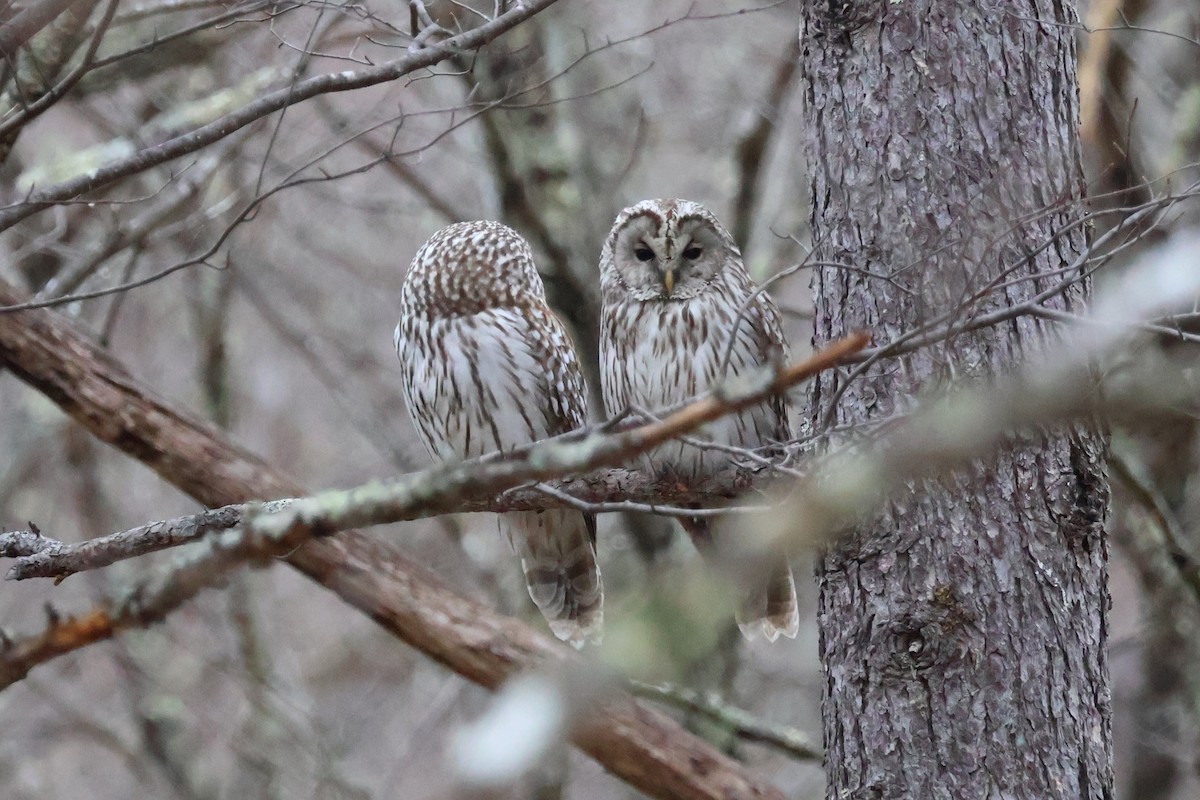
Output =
[{"x1": 800, "y1": 2, "x2": 1113, "y2": 797}]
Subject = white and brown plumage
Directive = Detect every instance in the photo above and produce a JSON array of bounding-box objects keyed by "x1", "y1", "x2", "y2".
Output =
[
  {"x1": 599, "y1": 198, "x2": 798, "y2": 642},
  {"x1": 395, "y1": 221, "x2": 602, "y2": 647}
]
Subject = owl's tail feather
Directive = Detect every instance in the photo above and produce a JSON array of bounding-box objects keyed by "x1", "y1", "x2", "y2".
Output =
[
  {"x1": 735, "y1": 559, "x2": 799, "y2": 643},
  {"x1": 505, "y1": 510, "x2": 604, "y2": 648},
  {"x1": 683, "y1": 517, "x2": 799, "y2": 643}
]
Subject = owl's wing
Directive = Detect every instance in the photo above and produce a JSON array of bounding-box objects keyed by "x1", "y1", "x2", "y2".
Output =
[
  {"x1": 396, "y1": 303, "x2": 602, "y2": 645},
  {"x1": 751, "y1": 288, "x2": 793, "y2": 444},
  {"x1": 718, "y1": 286, "x2": 793, "y2": 448},
  {"x1": 500, "y1": 304, "x2": 601, "y2": 646},
  {"x1": 531, "y1": 305, "x2": 589, "y2": 436}
]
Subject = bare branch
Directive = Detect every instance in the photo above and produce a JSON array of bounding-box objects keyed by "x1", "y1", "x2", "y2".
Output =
[
  {"x1": 0, "y1": 0, "x2": 565, "y2": 232},
  {"x1": 0, "y1": 468, "x2": 755, "y2": 582},
  {"x1": 3, "y1": 502, "x2": 285, "y2": 580},
  {"x1": 0, "y1": 274, "x2": 814, "y2": 800},
  {"x1": 0, "y1": 334, "x2": 864, "y2": 584}
]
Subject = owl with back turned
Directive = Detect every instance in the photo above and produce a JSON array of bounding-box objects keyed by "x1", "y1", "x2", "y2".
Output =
[
  {"x1": 599, "y1": 198, "x2": 798, "y2": 642},
  {"x1": 395, "y1": 220, "x2": 602, "y2": 647}
]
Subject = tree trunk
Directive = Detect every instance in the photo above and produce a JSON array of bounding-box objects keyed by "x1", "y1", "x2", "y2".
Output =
[{"x1": 800, "y1": 2, "x2": 1113, "y2": 797}]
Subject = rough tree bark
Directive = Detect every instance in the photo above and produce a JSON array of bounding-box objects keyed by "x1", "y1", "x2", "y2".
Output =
[{"x1": 801, "y1": 2, "x2": 1112, "y2": 798}]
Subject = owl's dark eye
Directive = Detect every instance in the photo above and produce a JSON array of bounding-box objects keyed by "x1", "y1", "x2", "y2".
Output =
[
  {"x1": 682, "y1": 246, "x2": 703, "y2": 259},
  {"x1": 634, "y1": 247, "x2": 655, "y2": 262}
]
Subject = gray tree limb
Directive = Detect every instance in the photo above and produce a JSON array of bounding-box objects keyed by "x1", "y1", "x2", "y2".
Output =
[{"x1": 0, "y1": 328, "x2": 862, "y2": 587}]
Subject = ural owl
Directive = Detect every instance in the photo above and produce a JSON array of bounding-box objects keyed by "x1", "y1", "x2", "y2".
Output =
[
  {"x1": 599, "y1": 199, "x2": 798, "y2": 642},
  {"x1": 395, "y1": 221, "x2": 602, "y2": 647}
]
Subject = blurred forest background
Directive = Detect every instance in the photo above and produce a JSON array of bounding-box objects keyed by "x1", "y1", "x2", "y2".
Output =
[{"x1": 0, "y1": 0, "x2": 1197, "y2": 798}]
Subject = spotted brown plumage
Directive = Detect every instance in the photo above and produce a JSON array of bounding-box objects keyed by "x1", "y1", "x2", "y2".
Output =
[
  {"x1": 599, "y1": 199, "x2": 798, "y2": 642},
  {"x1": 395, "y1": 221, "x2": 602, "y2": 647}
]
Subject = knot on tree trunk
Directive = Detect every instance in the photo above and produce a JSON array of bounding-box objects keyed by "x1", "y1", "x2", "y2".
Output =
[
  {"x1": 864, "y1": 587, "x2": 977, "y2": 678},
  {"x1": 801, "y1": 0, "x2": 881, "y2": 41},
  {"x1": 1056, "y1": 436, "x2": 1109, "y2": 554}
]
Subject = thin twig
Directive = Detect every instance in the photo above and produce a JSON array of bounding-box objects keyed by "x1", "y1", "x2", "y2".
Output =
[
  {"x1": 0, "y1": 0, "x2": 565, "y2": 232},
  {"x1": 630, "y1": 680, "x2": 821, "y2": 761}
]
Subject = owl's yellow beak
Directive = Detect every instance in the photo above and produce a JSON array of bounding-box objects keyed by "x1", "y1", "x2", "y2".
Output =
[{"x1": 662, "y1": 267, "x2": 676, "y2": 296}]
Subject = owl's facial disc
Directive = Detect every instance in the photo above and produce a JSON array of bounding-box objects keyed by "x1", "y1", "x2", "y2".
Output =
[
  {"x1": 613, "y1": 213, "x2": 725, "y2": 301},
  {"x1": 661, "y1": 217, "x2": 724, "y2": 299}
]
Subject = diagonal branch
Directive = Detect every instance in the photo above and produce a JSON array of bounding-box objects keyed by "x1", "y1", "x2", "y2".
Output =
[
  {"x1": 156, "y1": 335, "x2": 865, "y2": 569},
  {"x1": 0, "y1": 334, "x2": 863, "y2": 583},
  {"x1": 0, "y1": 320, "x2": 864, "y2": 610},
  {"x1": 0, "y1": 275, "x2": 811, "y2": 800}
]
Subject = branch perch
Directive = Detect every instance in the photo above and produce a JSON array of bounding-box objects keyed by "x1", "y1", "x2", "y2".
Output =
[
  {"x1": 0, "y1": 335, "x2": 865, "y2": 582},
  {"x1": 1, "y1": 471, "x2": 740, "y2": 581},
  {"x1": 3, "y1": 501, "x2": 286, "y2": 581},
  {"x1": 0, "y1": 279, "x2": 864, "y2": 800}
]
